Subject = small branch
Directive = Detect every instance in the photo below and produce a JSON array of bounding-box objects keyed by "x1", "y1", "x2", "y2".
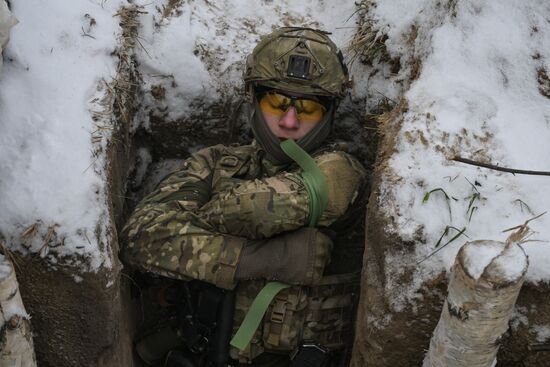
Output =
[
  {"x1": 81, "y1": 27, "x2": 96, "y2": 39},
  {"x1": 502, "y1": 212, "x2": 546, "y2": 233},
  {"x1": 450, "y1": 156, "x2": 550, "y2": 176}
]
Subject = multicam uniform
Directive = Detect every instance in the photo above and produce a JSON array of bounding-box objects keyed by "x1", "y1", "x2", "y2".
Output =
[
  {"x1": 122, "y1": 141, "x2": 366, "y2": 288},
  {"x1": 121, "y1": 141, "x2": 367, "y2": 363},
  {"x1": 123, "y1": 24, "x2": 367, "y2": 366}
]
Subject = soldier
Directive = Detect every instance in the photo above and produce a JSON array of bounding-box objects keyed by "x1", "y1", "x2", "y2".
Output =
[{"x1": 122, "y1": 27, "x2": 367, "y2": 367}]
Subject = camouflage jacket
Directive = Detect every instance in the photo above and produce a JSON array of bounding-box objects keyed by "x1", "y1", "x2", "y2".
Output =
[{"x1": 121, "y1": 142, "x2": 367, "y2": 290}]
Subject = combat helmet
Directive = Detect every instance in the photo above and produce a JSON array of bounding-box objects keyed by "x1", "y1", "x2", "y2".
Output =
[
  {"x1": 244, "y1": 27, "x2": 351, "y2": 164},
  {"x1": 244, "y1": 27, "x2": 350, "y2": 100}
]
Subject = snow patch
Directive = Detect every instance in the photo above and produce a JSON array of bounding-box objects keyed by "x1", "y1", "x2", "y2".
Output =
[
  {"x1": 462, "y1": 241, "x2": 503, "y2": 280},
  {"x1": 0, "y1": 254, "x2": 12, "y2": 279},
  {"x1": 488, "y1": 243, "x2": 528, "y2": 282},
  {"x1": 0, "y1": 0, "x2": 127, "y2": 271},
  {"x1": 369, "y1": 0, "x2": 550, "y2": 307},
  {"x1": 531, "y1": 324, "x2": 550, "y2": 343},
  {"x1": 510, "y1": 305, "x2": 529, "y2": 330}
]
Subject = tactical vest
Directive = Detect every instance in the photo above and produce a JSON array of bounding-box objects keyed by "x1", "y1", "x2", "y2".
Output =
[
  {"x1": 134, "y1": 144, "x2": 364, "y2": 365},
  {"x1": 230, "y1": 273, "x2": 361, "y2": 363},
  {"x1": 209, "y1": 146, "x2": 362, "y2": 363}
]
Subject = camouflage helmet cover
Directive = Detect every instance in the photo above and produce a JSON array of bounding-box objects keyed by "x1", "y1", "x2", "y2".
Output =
[{"x1": 244, "y1": 27, "x2": 350, "y2": 99}]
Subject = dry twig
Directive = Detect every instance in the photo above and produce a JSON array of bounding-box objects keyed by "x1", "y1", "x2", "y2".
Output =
[{"x1": 451, "y1": 156, "x2": 550, "y2": 176}]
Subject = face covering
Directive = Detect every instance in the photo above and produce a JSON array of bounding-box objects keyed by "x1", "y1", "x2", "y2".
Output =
[{"x1": 249, "y1": 97, "x2": 334, "y2": 164}]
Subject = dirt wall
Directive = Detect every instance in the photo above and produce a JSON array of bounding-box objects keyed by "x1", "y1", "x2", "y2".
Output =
[
  {"x1": 12, "y1": 97, "x2": 137, "y2": 367},
  {"x1": 350, "y1": 106, "x2": 550, "y2": 367},
  {"x1": 15, "y1": 256, "x2": 133, "y2": 367}
]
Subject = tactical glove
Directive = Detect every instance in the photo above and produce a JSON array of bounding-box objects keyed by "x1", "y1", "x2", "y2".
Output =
[
  {"x1": 235, "y1": 227, "x2": 332, "y2": 285},
  {"x1": 315, "y1": 152, "x2": 365, "y2": 226}
]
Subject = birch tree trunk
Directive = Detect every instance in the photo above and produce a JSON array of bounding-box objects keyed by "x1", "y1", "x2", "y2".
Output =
[
  {"x1": 0, "y1": 0, "x2": 18, "y2": 74},
  {"x1": 0, "y1": 254, "x2": 37, "y2": 367},
  {"x1": 423, "y1": 238, "x2": 528, "y2": 367}
]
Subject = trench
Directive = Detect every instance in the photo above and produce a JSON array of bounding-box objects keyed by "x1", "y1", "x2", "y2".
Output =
[
  {"x1": 108, "y1": 3, "x2": 550, "y2": 366},
  {"x1": 115, "y1": 78, "x2": 380, "y2": 366}
]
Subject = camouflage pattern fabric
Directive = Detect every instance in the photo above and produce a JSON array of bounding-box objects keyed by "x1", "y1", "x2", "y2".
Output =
[
  {"x1": 121, "y1": 142, "x2": 367, "y2": 290},
  {"x1": 231, "y1": 279, "x2": 267, "y2": 362},
  {"x1": 229, "y1": 273, "x2": 360, "y2": 363}
]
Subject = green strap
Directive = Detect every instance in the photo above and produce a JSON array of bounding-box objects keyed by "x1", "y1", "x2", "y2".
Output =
[
  {"x1": 280, "y1": 139, "x2": 328, "y2": 227},
  {"x1": 230, "y1": 281, "x2": 290, "y2": 351},
  {"x1": 230, "y1": 141, "x2": 327, "y2": 351}
]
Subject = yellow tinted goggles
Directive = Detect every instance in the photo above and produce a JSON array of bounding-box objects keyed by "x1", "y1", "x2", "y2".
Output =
[{"x1": 259, "y1": 92, "x2": 326, "y2": 122}]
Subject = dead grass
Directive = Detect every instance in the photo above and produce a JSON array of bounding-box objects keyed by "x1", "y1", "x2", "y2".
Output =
[
  {"x1": 537, "y1": 67, "x2": 550, "y2": 99},
  {"x1": 19, "y1": 222, "x2": 62, "y2": 258},
  {"x1": 346, "y1": 0, "x2": 391, "y2": 67},
  {"x1": 374, "y1": 100, "x2": 408, "y2": 177},
  {"x1": 161, "y1": 0, "x2": 184, "y2": 19},
  {"x1": 21, "y1": 223, "x2": 40, "y2": 240},
  {"x1": 90, "y1": 4, "x2": 143, "y2": 156}
]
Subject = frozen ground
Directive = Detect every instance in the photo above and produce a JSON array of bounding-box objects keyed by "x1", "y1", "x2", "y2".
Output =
[
  {"x1": 0, "y1": 0, "x2": 125, "y2": 270},
  {"x1": 0, "y1": 1, "x2": 367, "y2": 272},
  {"x1": 366, "y1": 0, "x2": 550, "y2": 310},
  {"x1": 1, "y1": 0, "x2": 549, "y2": 311}
]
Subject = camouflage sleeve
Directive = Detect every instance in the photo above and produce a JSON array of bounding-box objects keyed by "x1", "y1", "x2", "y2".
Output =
[
  {"x1": 121, "y1": 147, "x2": 366, "y2": 289},
  {"x1": 121, "y1": 147, "x2": 246, "y2": 290},
  {"x1": 197, "y1": 172, "x2": 310, "y2": 239},
  {"x1": 137, "y1": 148, "x2": 215, "y2": 212},
  {"x1": 195, "y1": 151, "x2": 367, "y2": 239}
]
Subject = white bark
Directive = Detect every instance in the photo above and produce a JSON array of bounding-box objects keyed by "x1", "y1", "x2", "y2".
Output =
[
  {"x1": 424, "y1": 239, "x2": 528, "y2": 367},
  {"x1": 0, "y1": 255, "x2": 37, "y2": 367},
  {"x1": 0, "y1": 0, "x2": 18, "y2": 74}
]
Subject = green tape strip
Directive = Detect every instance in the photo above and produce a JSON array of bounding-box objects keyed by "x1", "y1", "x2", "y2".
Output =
[
  {"x1": 230, "y1": 141, "x2": 327, "y2": 351},
  {"x1": 230, "y1": 281, "x2": 290, "y2": 351},
  {"x1": 280, "y1": 139, "x2": 328, "y2": 227}
]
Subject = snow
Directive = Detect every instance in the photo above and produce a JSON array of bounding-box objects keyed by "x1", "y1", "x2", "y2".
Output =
[
  {"x1": 1, "y1": 0, "x2": 548, "y2": 305},
  {"x1": 367, "y1": 0, "x2": 550, "y2": 307},
  {"x1": 133, "y1": 0, "x2": 365, "y2": 127},
  {"x1": 531, "y1": 324, "x2": 550, "y2": 343},
  {"x1": 0, "y1": 0, "x2": 125, "y2": 270},
  {"x1": 462, "y1": 240, "x2": 528, "y2": 281},
  {"x1": 0, "y1": 0, "x2": 366, "y2": 274},
  {"x1": 462, "y1": 241, "x2": 503, "y2": 280},
  {"x1": 489, "y1": 242, "x2": 529, "y2": 282}
]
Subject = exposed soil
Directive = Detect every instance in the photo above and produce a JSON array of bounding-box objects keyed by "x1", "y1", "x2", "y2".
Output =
[
  {"x1": 120, "y1": 62, "x2": 380, "y2": 367},
  {"x1": 14, "y1": 253, "x2": 133, "y2": 367},
  {"x1": 350, "y1": 100, "x2": 550, "y2": 367}
]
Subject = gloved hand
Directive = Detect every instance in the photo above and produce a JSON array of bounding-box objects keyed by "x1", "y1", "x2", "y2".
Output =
[
  {"x1": 235, "y1": 227, "x2": 332, "y2": 285},
  {"x1": 315, "y1": 152, "x2": 365, "y2": 225}
]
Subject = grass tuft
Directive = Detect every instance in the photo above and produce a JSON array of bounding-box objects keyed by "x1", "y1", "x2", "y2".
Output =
[
  {"x1": 346, "y1": 0, "x2": 391, "y2": 67},
  {"x1": 422, "y1": 187, "x2": 456, "y2": 221}
]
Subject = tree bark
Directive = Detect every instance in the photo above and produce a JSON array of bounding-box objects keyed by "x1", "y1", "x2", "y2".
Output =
[
  {"x1": 0, "y1": 254, "x2": 37, "y2": 367},
  {"x1": 423, "y1": 239, "x2": 528, "y2": 367}
]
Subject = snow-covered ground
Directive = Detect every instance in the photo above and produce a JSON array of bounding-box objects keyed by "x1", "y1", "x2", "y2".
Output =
[
  {"x1": 367, "y1": 0, "x2": 550, "y2": 309},
  {"x1": 132, "y1": 0, "x2": 368, "y2": 133},
  {"x1": 0, "y1": 1, "x2": 366, "y2": 272},
  {"x1": 0, "y1": 0, "x2": 127, "y2": 270},
  {"x1": 1, "y1": 0, "x2": 549, "y2": 311}
]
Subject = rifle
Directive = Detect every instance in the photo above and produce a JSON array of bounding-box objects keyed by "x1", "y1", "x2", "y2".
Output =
[{"x1": 136, "y1": 280, "x2": 236, "y2": 367}]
